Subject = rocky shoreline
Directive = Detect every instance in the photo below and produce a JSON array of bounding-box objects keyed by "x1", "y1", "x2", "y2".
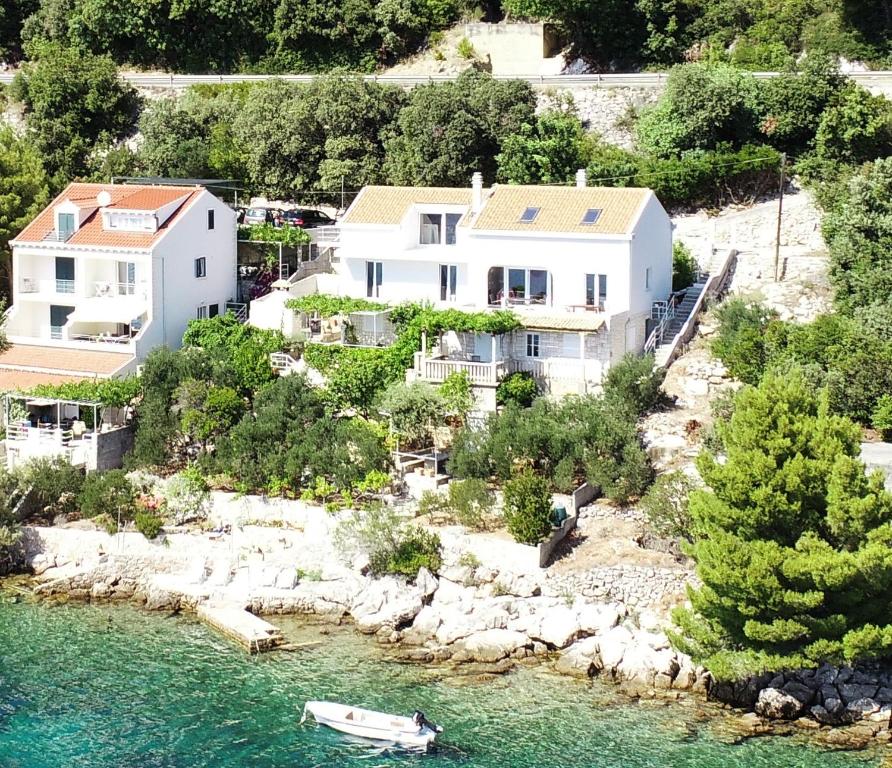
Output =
[{"x1": 14, "y1": 513, "x2": 892, "y2": 752}]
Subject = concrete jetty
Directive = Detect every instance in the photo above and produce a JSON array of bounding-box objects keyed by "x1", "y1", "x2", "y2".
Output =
[{"x1": 197, "y1": 603, "x2": 285, "y2": 653}]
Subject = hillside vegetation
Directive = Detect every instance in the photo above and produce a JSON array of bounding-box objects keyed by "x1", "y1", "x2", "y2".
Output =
[{"x1": 1, "y1": 0, "x2": 891, "y2": 72}]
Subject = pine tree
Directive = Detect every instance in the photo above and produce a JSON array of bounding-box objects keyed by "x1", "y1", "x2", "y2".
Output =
[{"x1": 671, "y1": 369, "x2": 892, "y2": 680}]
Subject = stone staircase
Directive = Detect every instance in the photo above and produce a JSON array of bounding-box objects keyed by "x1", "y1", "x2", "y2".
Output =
[{"x1": 651, "y1": 249, "x2": 736, "y2": 369}]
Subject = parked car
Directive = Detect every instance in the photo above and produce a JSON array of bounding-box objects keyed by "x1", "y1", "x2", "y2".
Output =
[
  {"x1": 278, "y1": 208, "x2": 336, "y2": 229},
  {"x1": 243, "y1": 207, "x2": 274, "y2": 225}
]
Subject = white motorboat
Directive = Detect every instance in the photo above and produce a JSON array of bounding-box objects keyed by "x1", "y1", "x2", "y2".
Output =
[{"x1": 301, "y1": 700, "x2": 443, "y2": 747}]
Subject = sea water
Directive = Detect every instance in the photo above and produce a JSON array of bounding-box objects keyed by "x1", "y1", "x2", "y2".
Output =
[{"x1": 0, "y1": 601, "x2": 883, "y2": 768}]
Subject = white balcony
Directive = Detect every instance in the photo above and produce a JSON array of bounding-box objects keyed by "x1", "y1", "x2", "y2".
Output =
[
  {"x1": 19, "y1": 278, "x2": 77, "y2": 297},
  {"x1": 413, "y1": 351, "x2": 507, "y2": 386}
]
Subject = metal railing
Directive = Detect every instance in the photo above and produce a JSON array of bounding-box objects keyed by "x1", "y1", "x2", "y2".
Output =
[
  {"x1": 225, "y1": 302, "x2": 248, "y2": 323},
  {"x1": 644, "y1": 293, "x2": 680, "y2": 354},
  {"x1": 311, "y1": 226, "x2": 340, "y2": 244},
  {"x1": 94, "y1": 281, "x2": 138, "y2": 297},
  {"x1": 50, "y1": 325, "x2": 64, "y2": 340},
  {"x1": 55, "y1": 279, "x2": 75, "y2": 294}
]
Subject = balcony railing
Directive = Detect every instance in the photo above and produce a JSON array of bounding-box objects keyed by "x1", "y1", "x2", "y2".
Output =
[
  {"x1": 50, "y1": 325, "x2": 64, "y2": 340},
  {"x1": 94, "y1": 281, "x2": 139, "y2": 297},
  {"x1": 56, "y1": 279, "x2": 75, "y2": 294},
  {"x1": 19, "y1": 278, "x2": 77, "y2": 295},
  {"x1": 413, "y1": 352, "x2": 506, "y2": 386}
]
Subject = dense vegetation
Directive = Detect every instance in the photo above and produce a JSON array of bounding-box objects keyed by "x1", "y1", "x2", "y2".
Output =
[
  {"x1": 2, "y1": 0, "x2": 891, "y2": 73},
  {"x1": 672, "y1": 371, "x2": 892, "y2": 680}
]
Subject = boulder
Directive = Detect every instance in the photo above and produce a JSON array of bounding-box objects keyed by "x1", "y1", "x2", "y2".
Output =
[
  {"x1": 274, "y1": 568, "x2": 297, "y2": 590},
  {"x1": 555, "y1": 636, "x2": 600, "y2": 678},
  {"x1": 351, "y1": 577, "x2": 423, "y2": 634},
  {"x1": 846, "y1": 698, "x2": 880, "y2": 721},
  {"x1": 29, "y1": 553, "x2": 56, "y2": 576},
  {"x1": 451, "y1": 629, "x2": 531, "y2": 663},
  {"x1": 534, "y1": 606, "x2": 580, "y2": 649},
  {"x1": 839, "y1": 683, "x2": 879, "y2": 703},
  {"x1": 755, "y1": 687, "x2": 807, "y2": 720},
  {"x1": 781, "y1": 680, "x2": 815, "y2": 708},
  {"x1": 576, "y1": 602, "x2": 622, "y2": 635},
  {"x1": 617, "y1": 644, "x2": 679, "y2": 687},
  {"x1": 415, "y1": 567, "x2": 438, "y2": 599},
  {"x1": 405, "y1": 605, "x2": 442, "y2": 642},
  {"x1": 598, "y1": 625, "x2": 634, "y2": 672}
]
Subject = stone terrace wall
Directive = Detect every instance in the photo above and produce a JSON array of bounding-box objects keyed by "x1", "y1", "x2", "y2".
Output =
[{"x1": 544, "y1": 564, "x2": 693, "y2": 609}]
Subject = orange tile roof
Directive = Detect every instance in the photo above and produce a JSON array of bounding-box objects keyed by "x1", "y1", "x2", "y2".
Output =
[
  {"x1": 0, "y1": 345, "x2": 132, "y2": 376},
  {"x1": 14, "y1": 182, "x2": 202, "y2": 249},
  {"x1": 471, "y1": 186, "x2": 651, "y2": 235},
  {"x1": 0, "y1": 370, "x2": 89, "y2": 391}
]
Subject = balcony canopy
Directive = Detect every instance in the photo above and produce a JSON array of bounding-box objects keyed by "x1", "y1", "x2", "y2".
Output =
[{"x1": 68, "y1": 295, "x2": 147, "y2": 324}]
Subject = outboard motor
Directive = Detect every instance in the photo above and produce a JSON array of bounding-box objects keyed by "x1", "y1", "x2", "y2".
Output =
[{"x1": 412, "y1": 710, "x2": 443, "y2": 733}]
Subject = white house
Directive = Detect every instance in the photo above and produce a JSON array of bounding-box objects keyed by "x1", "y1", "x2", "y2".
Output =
[
  {"x1": 1, "y1": 182, "x2": 237, "y2": 389},
  {"x1": 326, "y1": 172, "x2": 673, "y2": 398}
]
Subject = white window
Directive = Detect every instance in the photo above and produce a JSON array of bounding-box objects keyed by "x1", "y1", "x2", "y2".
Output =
[
  {"x1": 195, "y1": 257, "x2": 207, "y2": 278},
  {"x1": 419, "y1": 213, "x2": 461, "y2": 245},
  {"x1": 526, "y1": 333, "x2": 540, "y2": 358},
  {"x1": 196, "y1": 305, "x2": 209, "y2": 320},
  {"x1": 439, "y1": 264, "x2": 457, "y2": 301},
  {"x1": 585, "y1": 274, "x2": 608, "y2": 309},
  {"x1": 645, "y1": 267, "x2": 652, "y2": 291},
  {"x1": 488, "y1": 267, "x2": 549, "y2": 306},
  {"x1": 366, "y1": 260, "x2": 382, "y2": 298}
]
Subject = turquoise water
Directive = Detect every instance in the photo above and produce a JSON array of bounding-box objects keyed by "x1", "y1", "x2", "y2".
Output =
[{"x1": 0, "y1": 600, "x2": 883, "y2": 768}]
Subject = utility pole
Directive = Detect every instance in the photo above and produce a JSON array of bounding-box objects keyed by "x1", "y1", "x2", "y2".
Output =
[{"x1": 774, "y1": 152, "x2": 786, "y2": 282}]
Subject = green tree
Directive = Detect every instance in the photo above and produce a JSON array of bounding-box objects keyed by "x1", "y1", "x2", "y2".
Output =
[
  {"x1": 378, "y1": 381, "x2": 447, "y2": 447},
  {"x1": 815, "y1": 85, "x2": 892, "y2": 165},
  {"x1": 11, "y1": 43, "x2": 140, "y2": 182},
  {"x1": 503, "y1": 468, "x2": 553, "y2": 545},
  {"x1": 137, "y1": 98, "x2": 211, "y2": 179},
  {"x1": 671, "y1": 371, "x2": 892, "y2": 679},
  {"x1": 672, "y1": 241, "x2": 698, "y2": 291},
  {"x1": 0, "y1": 125, "x2": 50, "y2": 301},
  {"x1": 496, "y1": 108, "x2": 595, "y2": 184},
  {"x1": 641, "y1": 470, "x2": 696, "y2": 540},
  {"x1": 173, "y1": 379, "x2": 244, "y2": 452},
  {"x1": 78, "y1": 470, "x2": 138, "y2": 529},
  {"x1": 822, "y1": 157, "x2": 892, "y2": 314},
  {"x1": 383, "y1": 70, "x2": 536, "y2": 186},
  {"x1": 636, "y1": 63, "x2": 762, "y2": 158}
]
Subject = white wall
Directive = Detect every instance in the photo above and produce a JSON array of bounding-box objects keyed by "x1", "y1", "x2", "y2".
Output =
[
  {"x1": 629, "y1": 194, "x2": 673, "y2": 315},
  {"x1": 339, "y1": 256, "x2": 470, "y2": 305},
  {"x1": 151, "y1": 190, "x2": 237, "y2": 350}
]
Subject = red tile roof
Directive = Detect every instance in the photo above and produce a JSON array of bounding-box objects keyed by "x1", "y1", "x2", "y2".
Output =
[
  {"x1": 0, "y1": 370, "x2": 89, "y2": 391},
  {"x1": 14, "y1": 182, "x2": 202, "y2": 249}
]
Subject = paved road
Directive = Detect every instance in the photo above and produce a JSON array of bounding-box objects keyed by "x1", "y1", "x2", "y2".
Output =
[{"x1": 3, "y1": 70, "x2": 892, "y2": 89}]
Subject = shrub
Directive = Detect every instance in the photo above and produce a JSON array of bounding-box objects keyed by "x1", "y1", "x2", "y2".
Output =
[
  {"x1": 711, "y1": 298, "x2": 776, "y2": 384},
  {"x1": 78, "y1": 470, "x2": 137, "y2": 525},
  {"x1": 163, "y1": 466, "x2": 211, "y2": 524},
  {"x1": 503, "y1": 469, "x2": 553, "y2": 545},
  {"x1": 873, "y1": 395, "x2": 892, "y2": 439},
  {"x1": 439, "y1": 371, "x2": 474, "y2": 421},
  {"x1": 602, "y1": 353, "x2": 665, "y2": 417},
  {"x1": 496, "y1": 371, "x2": 537, "y2": 407},
  {"x1": 447, "y1": 478, "x2": 495, "y2": 530},
  {"x1": 134, "y1": 511, "x2": 164, "y2": 539},
  {"x1": 21, "y1": 457, "x2": 84, "y2": 521},
  {"x1": 456, "y1": 37, "x2": 476, "y2": 59},
  {"x1": 335, "y1": 505, "x2": 442, "y2": 576},
  {"x1": 672, "y1": 242, "x2": 698, "y2": 291},
  {"x1": 378, "y1": 381, "x2": 447, "y2": 447},
  {"x1": 641, "y1": 471, "x2": 696, "y2": 540}
]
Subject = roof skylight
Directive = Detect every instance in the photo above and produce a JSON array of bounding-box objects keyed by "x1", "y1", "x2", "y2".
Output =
[
  {"x1": 519, "y1": 207, "x2": 540, "y2": 223},
  {"x1": 581, "y1": 208, "x2": 602, "y2": 225}
]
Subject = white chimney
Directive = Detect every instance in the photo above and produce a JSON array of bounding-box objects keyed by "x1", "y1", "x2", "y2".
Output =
[
  {"x1": 471, "y1": 172, "x2": 483, "y2": 213},
  {"x1": 576, "y1": 169, "x2": 587, "y2": 188}
]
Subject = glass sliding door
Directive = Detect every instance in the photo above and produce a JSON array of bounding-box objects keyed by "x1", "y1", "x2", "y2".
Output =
[{"x1": 55, "y1": 257, "x2": 75, "y2": 294}]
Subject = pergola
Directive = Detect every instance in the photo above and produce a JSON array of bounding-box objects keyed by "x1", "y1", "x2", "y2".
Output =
[{"x1": 3, "y1": 392, "x2": 102, "y2": 435}]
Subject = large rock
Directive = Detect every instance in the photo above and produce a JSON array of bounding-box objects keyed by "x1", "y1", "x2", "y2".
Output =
[
  {"x1": 755, "y1": 687, "x2": 808, "y2": 720},
  {"x1": 576, "y1": 602, "x2": 622, "y2": 635},
  {"x1": 598, "y1": 625, "x2": 634, "y2": 673},
  {"x1": 533, "y1": 606, "x2": 580, "y2": 649},
  {"x1": 555, "y1": 636, "x2": 600, "y2": 678},
  {"x1": 351, "y1": 577, "x2": 423, "y2": 634},
  {"x1": 415, "y1": 567, "x2": 438, "y2": 598},
  {"x1": 839, "y1": 683, "x2": 879, "y2": 703},
  {"x1": 617, "y1": 644, "x2": 679, "y2": 687},
  {"x1": 451, "y1": 629, "x2": 531, "y2": 663}
]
